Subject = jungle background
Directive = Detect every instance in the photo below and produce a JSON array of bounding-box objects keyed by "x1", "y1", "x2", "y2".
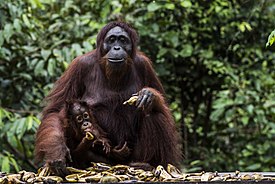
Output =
[{"x1": 0, "y1": 0, "x2": 275, "y2": 173}]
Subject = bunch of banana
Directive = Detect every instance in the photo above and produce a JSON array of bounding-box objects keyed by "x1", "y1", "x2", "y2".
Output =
[{"x1": 1, "y1": 162, "x2": 275, "y2": 183}]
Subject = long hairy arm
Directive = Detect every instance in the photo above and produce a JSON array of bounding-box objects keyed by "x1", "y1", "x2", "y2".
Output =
[
  {"x1": 35, "y1": 112, "x2": 69, "y2": 163},
  {"x1": 35, "y1": 52, "x2": 93, "y2": 164},
  {"x1": 132, "y1": 52, "x2": 182, "y2": 167},
  {"x1": 136, "y1": 52, "x2": 165, "y2": 94}
]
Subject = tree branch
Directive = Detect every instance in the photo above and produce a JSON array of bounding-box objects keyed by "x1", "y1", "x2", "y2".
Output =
[{"x1": 3, "y1": 108, "x2": 38, "y2": 115}]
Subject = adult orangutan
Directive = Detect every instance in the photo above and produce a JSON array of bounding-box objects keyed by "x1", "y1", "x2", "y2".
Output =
[{"x1": 35, "y1": 21, "x2": 181, "y2": 176}]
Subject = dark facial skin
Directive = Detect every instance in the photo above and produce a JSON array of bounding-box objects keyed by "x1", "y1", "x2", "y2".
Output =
[
  {"x1": 75, "y1": 111, "x2": 92, "y2": 134},
  {"x1": 103, "y1": 26, "x2": 132, "y2": 67}
]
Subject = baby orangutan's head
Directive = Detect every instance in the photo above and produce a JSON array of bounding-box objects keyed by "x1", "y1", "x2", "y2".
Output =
[{"x1": 66, "y1": 100, "x2": 96, "y2": 138}]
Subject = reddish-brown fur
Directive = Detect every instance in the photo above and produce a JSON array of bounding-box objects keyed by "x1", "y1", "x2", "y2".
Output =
[{"x1": 35, "y1": 22, "x2": 181, "y2": 169}]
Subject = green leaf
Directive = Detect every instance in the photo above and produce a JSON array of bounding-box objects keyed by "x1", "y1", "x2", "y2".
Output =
[
  {"x1": 246, "y1": 105, "x2": 254, "y2": 114},
  {"x1": 213, "y1": 98, "x2": 234, "y2": 109},
  {"x1": 165, "y1": 31, "x2": 179, "y2": 47},
  {"x1": 32, "y1": 116, "x2": 41, "y2": 130},
  {"x1": 152, "y1": 23, "x2": 159, "y2": 32},
  {"x1": 242, "y1": 149, "x2": 253, "y2": 157},
  {"x1": 62, "y1": 61, "x2": 69, "y2": 70},
  {"x1": 47, "y1": 59, "x2": 56, "y2": 76},
  {"x1": 165, "y1": 3, "x2": 175, "y2": 10},
  {"x1": 239, "y1": 22, "x2": 252, "y2": 32},
  {"x1": 22, "y1": 14, "x2": 31, "y2": 28},
  {"x1": 18, "y1": 73, "x2": 32, "y2": 81},
  {"x1": 0, "y1": 31, "x2": 4, "y2": 46},
  {"x1": 239, "y1": 24, "x2": 245, "y2": 32},
  {"x1": 190, "y1": 160, "x2": 201, "y2": 166},
  {"x1": 41, "y1": 49, "x2": 51, "y2": 60},
  {"x1": 180, "y1": 1, "x2": 192, "y2": 8},
  {"x1": 32, "y1": 116, "x2": 41, "y2": 124},
  {"x1": 1, "y1": 156, "x2": 10, "y2": 172},
  {"x1": 157, "y1": 48, "x2": 168, "y2": 58},
  {"x1": 245, "y1": 22, "x2": 252, "y2": 31},
  {"x1": 245, "y1": 163, "x2": 261, "y2": 171},
  {"x1": 2, "y1": 108, "x2": 13, "y2": 120},
  {"x1": 9, "y1": 157, "x2": 20, "y2": 172},
  {"x1": 7, "y1": 133, "x2": 18, "y2": 148},
  {"x1": 200, "y1": 49, "x2": 213, "y2": 59},
  {"x1": 83, "y1": 41, "x2": 93, "y2": 52},
  {"x1": 26, "y1": 116, "x2": 33, "y2": 131},
  {"x1": 180, "y1": 44, "x2": 193, "y2": 57},
  {"x1": 34, "y1": 60, "x2": 45, "y2": 76},
  {"x1": 28, "y1": 0, "x2": 44, "y2": 9},
  {"x1": 147, "y1": 2, "x2": 161, "y2": 12},
  {"x1": 16, "y1": 118, "x2": 27, "y2": 139},
  {"x1": 173, "y1": 111, "x2": 181, "y2": 122},
  {"x1": 72, "y1": 43, "x2": 83, "y2": 56},
  {"x1": 3, "y1": 23, "x2": 14, "y2": 42},
  {"x1": 266, "y1": 29, "x2": 275, "y2": 47},
  {"x1": 23, "y1": 46, "x2": 37, "y2": 52},
  {"x1": 264, "y1": 100, "x2": 275, "y2": 108},
  {"x1": 13, "y1": 18, "x2": 22, "y2": 32},
  {"x1": 210, "y1": 108, "x2": 224, "y2": 121},
  {"x1": 241, "y1": 116, "x2": 249, "y2": 125}
]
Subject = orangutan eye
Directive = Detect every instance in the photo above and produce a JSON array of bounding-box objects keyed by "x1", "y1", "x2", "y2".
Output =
[
  {"x1": 120, "y1": 37, "x2": 125, "y2": 43},
  {"x1": 119, "y1": 36, "x2": 129, "y2": 44},
  {"x1": 108, "y1": 36, "x2": 116, "y2": 43},
  {"x1": 76, "y1": 115, "x2": 83, "y2": 123},
  {"x1": 83, "y1": 112, "x2": 89, "y2": 119}
]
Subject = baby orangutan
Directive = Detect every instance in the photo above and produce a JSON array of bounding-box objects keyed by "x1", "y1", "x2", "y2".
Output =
[
  {"x1": 66, "y1": 100, "x2": 111, "y2": 154},
  {"x1": 65, "y1": 100, "x2": 130, "y2": 169}
]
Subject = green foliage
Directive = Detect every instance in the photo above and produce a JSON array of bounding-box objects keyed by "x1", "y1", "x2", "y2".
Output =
[
  {"x1": 266, "y1": 29, "x2": 275, "y2": 47},
  {"x1": 0, "y1": 0, "x2": 274, "y2": 172},
  {"x1": 0, "y1": 108, "x2": 39, "y2": 172}
]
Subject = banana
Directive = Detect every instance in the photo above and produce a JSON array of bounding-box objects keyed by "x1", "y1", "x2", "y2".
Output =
[
  {"x1": 85, "y1": 132, "x2": 94, "y2": 140},
  {"x1": 123, "y1": 96, "x2": 138, "y2": 105}
]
